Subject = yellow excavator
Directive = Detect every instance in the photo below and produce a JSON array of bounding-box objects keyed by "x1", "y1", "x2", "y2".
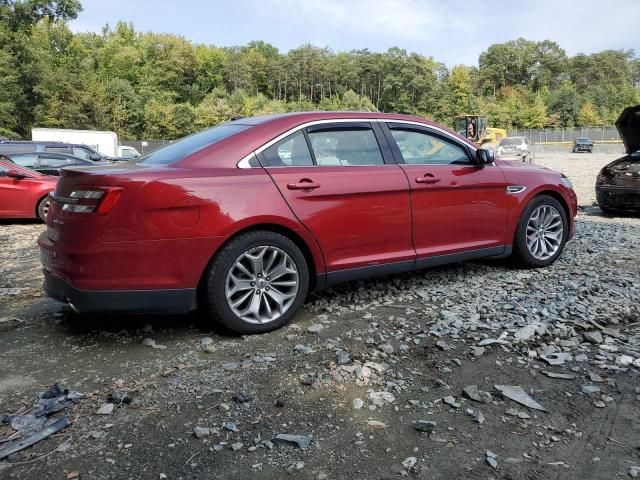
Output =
[{"x1": 453, "y1": 115, "x2": 506, "y2": 149}]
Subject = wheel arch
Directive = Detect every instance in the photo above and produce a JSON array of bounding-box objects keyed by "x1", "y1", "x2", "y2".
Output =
[
  {"x1": 197, "y1": 223, "x2": 324, "y2": 305},
  {"x1": 509, "y1": 188, "x2": 571, "y2": 245},
  {"x1": 534, "y1": 189, "x2": 571, "y2": 224}
]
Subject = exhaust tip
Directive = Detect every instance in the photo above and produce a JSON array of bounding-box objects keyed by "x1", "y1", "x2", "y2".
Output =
[{"x1": 66, "y1": 299, "x2": 80, "y2": 313}]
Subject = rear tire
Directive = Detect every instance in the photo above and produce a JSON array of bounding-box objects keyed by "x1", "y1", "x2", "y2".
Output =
[
  {"x1": 203, "y1": 231, "x2": 309, "y2": 334},
  {"x1": 512, "y1": 195, "x2": 568, "y2": 268},
  {"x1": 36, "y1": 196, "x2": 50, "y2": 222}
]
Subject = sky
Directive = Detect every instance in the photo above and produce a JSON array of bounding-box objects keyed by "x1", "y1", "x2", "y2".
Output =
[{"x1": 70, "y1": 0, "x2": 640, "y2": 66}]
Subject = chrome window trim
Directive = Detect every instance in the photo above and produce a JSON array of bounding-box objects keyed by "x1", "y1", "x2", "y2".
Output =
[{"x1": 237, "y1": 118, "x2": 477, "y2": 169}]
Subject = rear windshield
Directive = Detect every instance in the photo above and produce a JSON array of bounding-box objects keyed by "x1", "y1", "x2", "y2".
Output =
[
  {"x1": 136, "y1": 124, "x2": 251, "y2": 165},
  {"x1": 576, "y1": 138, "x2": 591, "y2": 142}
]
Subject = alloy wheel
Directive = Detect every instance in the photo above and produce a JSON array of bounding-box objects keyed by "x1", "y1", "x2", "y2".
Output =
[
  {"x1": 42, "y1": 199, "x2": 50, "y2": 219},
  {"x1": 525, "y1": 204, "x2": 564, "y2": 261},
  {"x1": 225, "y1": 245, "x2": 299, "y2": 324}
]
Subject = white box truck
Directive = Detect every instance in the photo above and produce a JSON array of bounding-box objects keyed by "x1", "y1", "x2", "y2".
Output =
[{"x1": 31, "y1": 128, "x2": 126, "y2": 157}]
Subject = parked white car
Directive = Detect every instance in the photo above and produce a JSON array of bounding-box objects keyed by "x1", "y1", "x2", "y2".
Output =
[
  {"x1": 118, "y1": 145, "x2": 141, "y2": 159},
  {"x1": 497, "y1": 136, "x2": 531, "y2": 162}
]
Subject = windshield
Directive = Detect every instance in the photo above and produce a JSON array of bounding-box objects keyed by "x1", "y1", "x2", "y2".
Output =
[
  {"x1": 453, "y1": 118, "x2": 467, "y2": 134},
  {"x1": 136, "y1": 124, "x2": 251, "y2": 165},
  {"x1": 576, "y1": 138, "x2": 591, "y2": 142},
  {"x1": 500, "y1": 138, "x2": 524, "y2": 146}
]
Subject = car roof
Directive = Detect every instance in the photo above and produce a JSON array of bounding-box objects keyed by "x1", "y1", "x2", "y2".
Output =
[
  {"x1": 183, "y1": 111, "x2": 478, "y2": 168},
  {"x1": 229, "y1": 111, "x2": 476, "y2": 148},
  {"x1": 230, "y1": 111, "x2": 452, "y2": 128}
]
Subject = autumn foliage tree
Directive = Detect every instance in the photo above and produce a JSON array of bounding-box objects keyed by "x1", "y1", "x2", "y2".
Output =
[{"x1": 0, "y1": 1, "x2": 639, "y2": 139}]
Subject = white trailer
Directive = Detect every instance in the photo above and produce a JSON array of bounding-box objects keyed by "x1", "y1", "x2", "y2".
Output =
[{"x1": 31, "y1": 128, "x2": 119, "y2": 157}]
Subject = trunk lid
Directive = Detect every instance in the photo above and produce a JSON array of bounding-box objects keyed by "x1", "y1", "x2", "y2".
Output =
[{"x1": 616, "y1": 104, "x2": 640, "y2": 154}]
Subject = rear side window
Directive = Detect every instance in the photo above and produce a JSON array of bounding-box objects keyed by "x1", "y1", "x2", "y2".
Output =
[
  {"x1": 38, "y1": 155, "x2": 71, "y2": 167},
  {"x1": 138, "y1": 124, "x2": 251, "y2": 165},
  {"x1": 389, "y1": 128, "x2": 470, "y2": 165},
  {"x1": 10, "y1": 154, "x2": 37, "y2": 168},
  {"x1": 307, "y1": 127, "x2": 384, "y2": 166},
  {"x1": 261, "y1": 131, "x2": 313, "y2": 167}
]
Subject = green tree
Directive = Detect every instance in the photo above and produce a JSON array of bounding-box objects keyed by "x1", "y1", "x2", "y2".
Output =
[
  {"x1": 548, "y1": 83, "x2": 580, "y2": 127},
  {"x1": 577, "y1": 100, "x2": 602, "y2": 126}
]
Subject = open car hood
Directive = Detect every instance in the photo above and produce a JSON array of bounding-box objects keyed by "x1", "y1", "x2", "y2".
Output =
[{"x1": 616, "y1": 105, "x2": 640, "y2": 154}]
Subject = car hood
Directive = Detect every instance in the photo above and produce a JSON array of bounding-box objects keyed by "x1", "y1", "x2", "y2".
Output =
[
  {"x1": 498, "y1": 160, "x2": 550, "y2": 171},
  {"x1": 616, "y1": 104, "x2": 640, "y2": 154}
]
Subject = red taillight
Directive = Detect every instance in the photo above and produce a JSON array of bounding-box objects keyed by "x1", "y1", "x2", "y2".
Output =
[
  {"x1": 58, "y1": 187, "x2": 122, "y2": 214},
  {"x1": 95, "y1": 189, "x2": 122, "y2": 214}
]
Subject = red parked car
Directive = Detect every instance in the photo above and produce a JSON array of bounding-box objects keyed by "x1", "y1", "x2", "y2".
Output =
[
  {"x1": 38, "y1": 112, "x2": 577, "y2": 333},
  {"x1": 0, "y1": 157, "x2": 57, "y2": 221}
]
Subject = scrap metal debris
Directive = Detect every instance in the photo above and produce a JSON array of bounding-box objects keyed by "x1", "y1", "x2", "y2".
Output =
[
  {"x1": 0, "y1": 317, "x2": 24, "y2": 331},
  {"x1": 494, "y1": 385, "x2": 546, "y2": 412},
  {"x1": 272, "y1": 434, "x2": 311, "y2": 449},
  {"x1": 0, "y1": 384, "x2": 82, "y2": 461}
]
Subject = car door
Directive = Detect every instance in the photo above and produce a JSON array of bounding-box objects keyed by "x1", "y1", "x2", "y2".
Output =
[
  {"x1": 0, "y1": 164, "x2": 30, "y2": 216},
  {"x1": 382, "y1": 122, "x2": 509, "y2": 263},
  {"x1": 259, "y1": 122, "x2": 414, "y2": 280}
]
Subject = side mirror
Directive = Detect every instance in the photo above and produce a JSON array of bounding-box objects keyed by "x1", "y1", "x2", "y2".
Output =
[
  {"x1": 475, "y1": 148, "x2": 493, "y2": 166},
  {"x1": 6, "y1": 169, "x2": 26, "y2": 179},
  {"x1": 89, "y1": 154, "x2": 101, "y2": 161}
]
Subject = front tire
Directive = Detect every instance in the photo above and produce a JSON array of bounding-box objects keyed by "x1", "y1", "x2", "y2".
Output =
[
  {"x1": 512, "y1": 195, "x2": 568, "y2": 268},
  {"x1": 203, "y1": 231, "x2": 309, "y2": 334},
  {"x1": 37, "y1": 196, "x2": 50, "y2": 222}
]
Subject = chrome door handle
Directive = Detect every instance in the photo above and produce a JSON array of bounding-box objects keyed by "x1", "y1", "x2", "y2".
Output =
[
  {"x1": 287, "y1": 181, "x2": 320, "y2": 191},
  {"x1": 415, "y1": 175, "x2": 441, "y2": 184}
]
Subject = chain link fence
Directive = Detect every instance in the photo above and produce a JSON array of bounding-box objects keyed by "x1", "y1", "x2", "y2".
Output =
[
  {"x1": 507, "y1": 126, "x2": 620, "y2": 144},
  {"x1": 121, "y1": 140, "x2": 172, "y2": 155}
]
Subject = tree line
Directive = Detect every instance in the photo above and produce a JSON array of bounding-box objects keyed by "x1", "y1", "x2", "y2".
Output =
[{"x1": 1, "y1": 0, "x2": 639, "y2": 140}]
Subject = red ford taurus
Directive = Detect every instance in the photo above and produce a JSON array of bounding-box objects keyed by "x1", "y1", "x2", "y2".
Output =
[
  {"x1": 38, "y1": 112, "x2": 577, "y2": 333},
  {"x1": 1, "y1": 158, "x2": 57, "y2": 221}
]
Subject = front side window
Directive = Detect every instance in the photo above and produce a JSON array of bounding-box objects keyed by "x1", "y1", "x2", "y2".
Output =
[
  {"x1": 307, "y1": 127, "x2": 384, "y2": 166},
  {"x1": 261, "y1": 131, "x2": 313, "y2": 167},
  {"x1": 38, "y1": 155, "x2": 69, "y2": 168},
  {"x1": 390, "y1": 128, "x2": 469, "y2": 165},
  {"x1": 72, "y1": 147, "x2": 92, "y2": 160}
]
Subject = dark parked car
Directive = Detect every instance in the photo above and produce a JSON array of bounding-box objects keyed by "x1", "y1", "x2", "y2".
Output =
[
  {"x1": 6, "y1": 152, "x2": 105, "y2": 175},
  {"x1": 0, "y1": 141, "x2": 110, "y2": 162},
  {"x1": 39, "y1": 112, "x2": 577, "y2": 334},
  {"x1": 596, "y1": 105, "x2": 640, "y2": 214},
  {"x1": 573, "y1": 138, "x2": 593, "y2": 153}
]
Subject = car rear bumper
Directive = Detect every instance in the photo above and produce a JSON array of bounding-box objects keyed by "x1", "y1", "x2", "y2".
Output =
[{"x1": 42, "y1": 268, "x2": 197, "y2": 314}]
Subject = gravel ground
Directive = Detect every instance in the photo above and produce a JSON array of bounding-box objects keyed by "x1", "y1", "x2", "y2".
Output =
[{"x1": 0, "y1": 154, "x2": 639, "y2": 480}]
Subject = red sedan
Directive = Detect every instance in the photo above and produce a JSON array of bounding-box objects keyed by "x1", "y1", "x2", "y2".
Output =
[
  {"x1": 38, "y1": 112, "x2": 577, "y2": 333},
  {"x1": 1, "y1": 158, "x2": 57, "y2": 221}
]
